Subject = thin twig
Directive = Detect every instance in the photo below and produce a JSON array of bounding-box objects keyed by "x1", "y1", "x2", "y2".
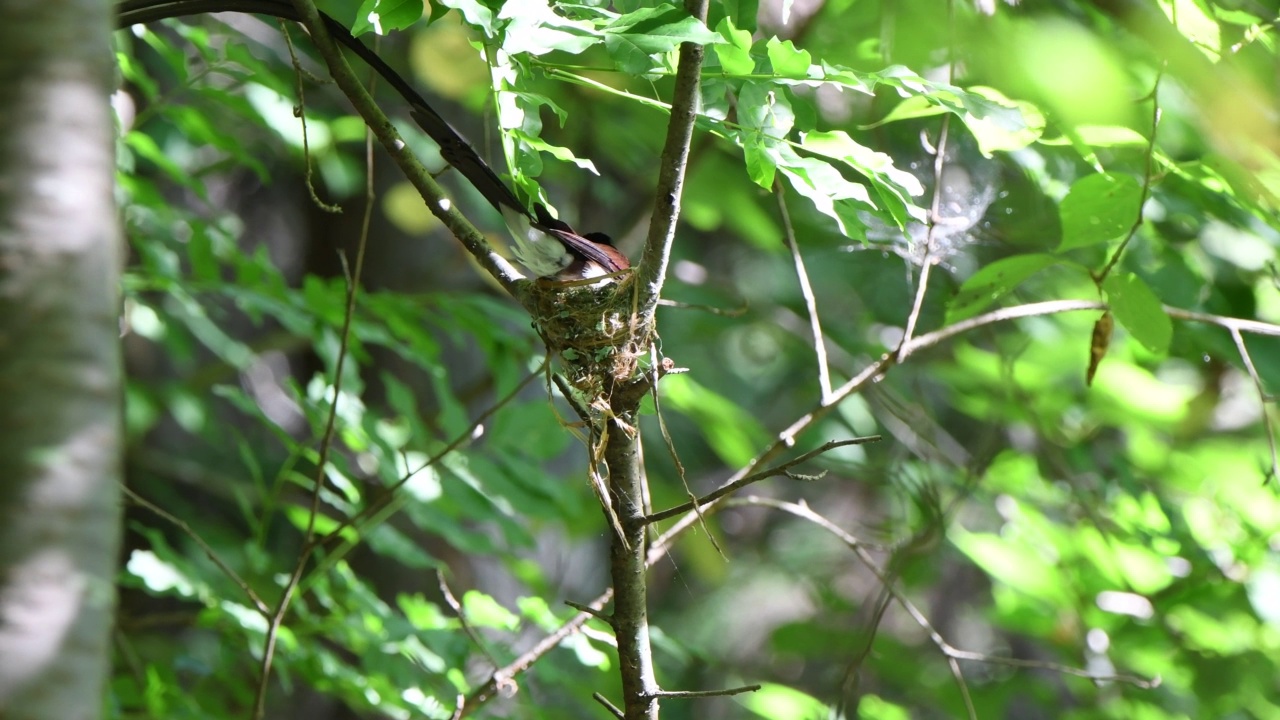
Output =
[
  {"x1": 649, "y1": 343, "x2": 723, "y2": 555},
  {"x1": 251, "y1": 73, "x2": 376, "y2": 718},
  {"x1": 656, "y1": 298, "x2": 748, "y2": 317},
  {"x1": 736, "y1": 496, "x2": 1158, "y2": 690},
  {"x1": 122, "y1": 486, "x2": 270, "y2": 615},
  {"x1": 898, "y1": 300, "x2": 1107, "y2": 357},
  {"x1": 550, "y1": 373, "x2": 630, "y2": 547},
  {"x1": 593, "y1": 693, "x2": 625, "y2": 719},
  {"x1": 775, "y1": 179, "x2": 832, "y2": 402},
  {"x1": 1096, "y1": 67, "x2": 1163, "y2": 284},
  {"x1": 565, "y1": 600, "x2": 613, "y2": 624},
  {"x1": 1229, "y1": 327, "x2": 1279, "y2": 484},
  {"x1": 439, "y1": 570, "x2": 502, "y2": 669},
  {"x1": 841, "y1": 580, "x2": 896, "y2": 707},
  {"x1": 645, "y1": 437, "x2": 880, "y2": 524},
  {"x1": 300, "y1": 365, "x2": 544, "y2": 586},
  {"x1": 1164, "y1": 307, "x2": 1280, "y2": 337},
  {"x1": 898, "y1": 112, "x2": 950, "y2": 362},
  {"x1": 899, "y1": 0, "x2": 956, "y2": 362},
  {"x1": 279, "y1": 19, "x2": 340, "y2": 213},
  {"x1": 462, "y1": 589, "x2": 615, "y2": 714},
  {"x1": 649, "y1": 684, "x2": 761, "y2": 699}
]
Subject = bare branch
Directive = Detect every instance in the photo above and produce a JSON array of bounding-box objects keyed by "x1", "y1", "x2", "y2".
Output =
[
  {"x1": 279, "y1": 19, "x2": 341, "y2": 213},
  {"x1": 648, "y1": 684, "x2": 761, "y2": 699},
  {"x1": 776, "y1": 180, "x2": 833, "y2": 401},
  {"x1": 634, "y1": 0, "x2": 710, "y2": 320},
  {"x1": 645, "y1": 437, "x2": 880, "y2": 525},
  {"x1": 1229, "y1": 328, "x2": 1279, "y2": 484},
  {"x1": 650, "y1": 299, "x2": 1107, "y2": 563},
  {"x1": 464, "y1": 296, "x2": 1213, "y2": 711},
  {"x1": 656, "y1": 298, "x2": 749, "y2": 317},
  {"x1": 1096, "y1": 67, "x2": 1163, "y2": 284},
  {"x1": 122, "y1": 487, "x2": 271, "y2": 616},
  {"x1": 593, "y1": 693, "x2": 626, "y2": 719},
  {"x1": 898, "y1": 300, "x2": 1106, "y2": 359},
  {"x1": 1164, "y1": 307, "x2": 1280, "y2": 337},
  {"x1": 898, "y1": 113, "x2": 950, "y2": 362},
  {"x1": 463, "y1": 592, "x2": 615, "y2": 713},
  {"x1": 439, "y1": 570, "x2": 501, "y2": 670},
  {"x1": 564, "y1": 600, "x2": 613, "y2": 624}
]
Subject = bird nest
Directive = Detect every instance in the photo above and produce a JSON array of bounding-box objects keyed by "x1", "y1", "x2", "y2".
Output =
[{"x1": 524, "y1": 277, "x2": 647, "y2": 394}]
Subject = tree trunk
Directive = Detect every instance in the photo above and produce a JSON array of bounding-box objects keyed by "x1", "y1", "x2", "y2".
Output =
[{"x1": 0, "y1": 0, "x2": 123, "y2": 717}]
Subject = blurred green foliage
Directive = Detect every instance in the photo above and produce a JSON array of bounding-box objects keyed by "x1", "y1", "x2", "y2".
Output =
[{"x1": 112, "y1": 0, "x2": 1280, "y2": 718}]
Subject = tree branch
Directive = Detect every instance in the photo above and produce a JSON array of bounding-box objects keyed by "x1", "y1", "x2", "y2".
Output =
[
  {"x1": 633, "y1": 0, "x2": 710, "y2": 322},
  {"x1": 603, "y1": 414, "x2": 659, "y2": 719},
  {"x1": 776, "y1": 180, "x2": 833, "y2": 401},
  {"x1": 644, "y1": 437, "x2": 880, "y2": 524}
]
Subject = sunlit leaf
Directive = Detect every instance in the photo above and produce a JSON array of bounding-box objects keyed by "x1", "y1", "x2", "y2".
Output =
[
  {"x1": 462, "y1": 590, "x2": 521, "y2": 630},
  {"x1": 742, "y1": 683, "x2": 826, "y2": 720},
  {"x1": 351, "y1": 0, "x2": 423, "y2": 36},
  {"x1": 952, "y1": 530, "x2": 1068, "y2": 603},
  {"x1": 766, "y1": 37, "x2": 811, "y2": 79},
  {"x1": 945, "y1": 253, "x2": 1065, "y2": 323},
  {"x1": 1059, "y1": 172, "x2": 1142, "y2": 250},
  {"x1": 1104, "y1": 272, "x2": 1173, "y2": 354}
]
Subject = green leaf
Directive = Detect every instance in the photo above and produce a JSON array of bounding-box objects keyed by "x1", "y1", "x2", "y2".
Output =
[
  {"x1": 125, "y1": 549, "x2": 200, "y2": 599},
  {"x1": 742, "y1": 683, "x2": 827, "y2": 720},
  {"x1": 435, "y1": 0, "x2": 497, "y2": 36},
  {"x1": 777, "y1": 152, "x2": 873, "y2": 235},
  {"x1": 1104, "y1": 273, "x2": 1172, "y2": 354},
  {"x1": 462, "y1": 591, "x2": 521, "y2": 631},
  {"x1": 1038, "y1": 124, "x2": 1150, "y2": 148},
  {"x1": 871, "y1": 93, "x2": 948, "y2": 126},
  {"x1": 737, "y1": 82, "x2": 794, "y2": 188},
  {"x1": 713, "y1": 42, "x2": 755, "y2": 75},
  {"x1": 124, "y1": 132, "x2": 203, "y2": 196},
  {"x1": 603, "y1": 5, "x2": 720, "y2": 72},
  {"x1": 502, "y1": 0, "x2": 598, "y2": 56},
  {"x1": 860, "y1": 695, "x2": 911, "y2": 720},
  {"x1": 724, "y1": 0, "x2": 760, "y2": 33},
  {"x1": 766, "y1": 37, "x2": 812, "y2": 79},
  {"x1": 1058, "y1": 172, "x2": 1142, "y2": 250},
  {"x1": 945, "y1": 254, "x2": 1063, "y2": 323},
  {"x1": 961, "y1": 86, "x2": 1045, "y2": 156},
  {"x1": 605, "y1": 5, "x2": 720, "y2": 47},
  {"x1": 1162, "y1": 0, "x2": 1221, "y2": 58},
  {"x1": 366, "y1": 525, "x2": 439, "y2": 568},
  {"x1": 952, "y1": 530, "x2": 1068, "y2": 603},
  {"x1": 351, "y1": 0, "x2": 424, "y2": 35},
  {"x1": 512, "y1": 130, "x2": 600, "y2": 174},
  {"x1": 661, "y1": 375, "x2": 768, "y2": 466},
  {"x1": 713, "y1": 17, "x2": 755, "y2": 75},
  {"x1": 799, "y1": 130, "x2": 924, "y2": 227}
]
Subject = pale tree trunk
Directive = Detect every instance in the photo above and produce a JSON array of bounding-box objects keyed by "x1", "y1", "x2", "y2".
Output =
[{"x1": 0, "y1": 0, "x2": 123, "y2": 718}]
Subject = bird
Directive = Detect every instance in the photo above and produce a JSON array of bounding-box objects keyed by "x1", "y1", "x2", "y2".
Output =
[
  {"x1": 408, "y1": 106, "x2": 630, "y2": 284},
  {"x1": 115, "y1": 0, "x2": 629, "y2": 283}
]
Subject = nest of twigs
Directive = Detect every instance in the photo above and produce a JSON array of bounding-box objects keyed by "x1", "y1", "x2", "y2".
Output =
[{"x1": 524, "y1": 277, "x2": 647, "y2": 394}]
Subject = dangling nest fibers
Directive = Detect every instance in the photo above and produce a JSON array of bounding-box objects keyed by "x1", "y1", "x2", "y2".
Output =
[{"x1": 525, "y1": 278, "x2": 647, "y2": 394}]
